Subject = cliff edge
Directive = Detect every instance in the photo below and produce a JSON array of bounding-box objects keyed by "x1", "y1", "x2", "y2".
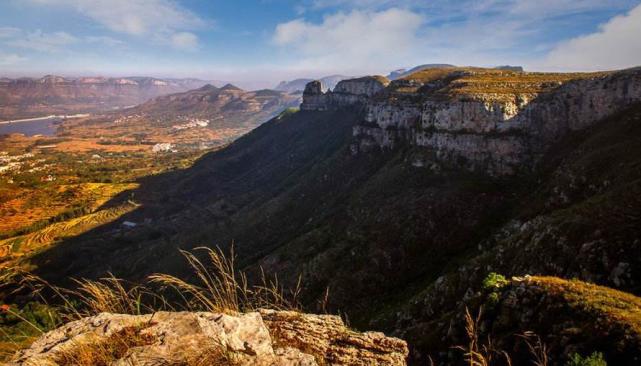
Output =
[{"x1": 301, "y1": 67, "x2": 641, "y2": 175}]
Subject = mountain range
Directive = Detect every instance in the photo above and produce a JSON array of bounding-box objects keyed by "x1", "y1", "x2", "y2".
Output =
[
  {"x1": 20, "y1": 66, "x2": 641, "y2": 364},
  {"x1": 0, "y1": 75, "x2": 211, "y2": 120},
  {"x1": 54, "y1": 83, "x2": 300, "y2": 149},
  {"x1": 386, "y1": 63, "x2": 524, "y2": 79}
]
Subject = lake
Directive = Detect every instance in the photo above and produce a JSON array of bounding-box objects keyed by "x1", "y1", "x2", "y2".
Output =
[{"x1": 0, "y1": 117, "x2": 60, "y2": 136}]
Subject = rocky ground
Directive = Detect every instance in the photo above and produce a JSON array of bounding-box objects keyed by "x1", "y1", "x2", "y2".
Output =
[{"x1": 9, "y1": 310, "x2": 408, "y2": 366}]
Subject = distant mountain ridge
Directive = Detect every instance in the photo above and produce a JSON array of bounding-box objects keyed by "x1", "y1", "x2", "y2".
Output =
[
  {"x1": 387, "y1": 64, "x2": 456, "y2": 79},
  {"x1": 123, "y1": 82, "x2": 299, "y2": 130},
  {"x1": 0, "y1": 75, "x2": 212, "y2": 120},
  {"x1": 387, "y1": 64, "x2": 524, "y2": 79}
]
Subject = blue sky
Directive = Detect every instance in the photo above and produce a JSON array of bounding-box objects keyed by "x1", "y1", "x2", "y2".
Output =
[{"x1": 1, "y1": 0, "x2": 640, "y2": 88}]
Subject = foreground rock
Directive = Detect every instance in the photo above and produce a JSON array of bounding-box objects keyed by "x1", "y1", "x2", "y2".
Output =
[{"x1": 10, "y1": 310, "x2": 408, "y2": 366}]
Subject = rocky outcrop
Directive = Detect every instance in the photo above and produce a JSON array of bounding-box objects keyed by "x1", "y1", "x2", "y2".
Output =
[
  {"x1": 300, "y1": 76, "x2": 389, "y2": 111},
  {"x1": 300, "y1": 81, "x2": 327, "y2": 111},
  {"x1": 261, "y1": 309, "x2": 408, "y2": 365},
  {"x1": 353, "y1": 69, "x2": 641, "y2": 175},
  {"x1": 303, "y1": 67, "x2": 641, "y2": 175},
  {"x1": 9, "y1": 310, "x2": 408, "y2": 366},
  {"x1": 353, "y1": 68, "x2": 641, "y2": 175}
]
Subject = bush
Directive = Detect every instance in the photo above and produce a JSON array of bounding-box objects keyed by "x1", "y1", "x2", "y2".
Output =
[
  {"x1": 566, "y1": 352, "x2": 607, "y2": 366},
  {"x1": 482, "y1": 272, "x2": 508, "y2": 291}
]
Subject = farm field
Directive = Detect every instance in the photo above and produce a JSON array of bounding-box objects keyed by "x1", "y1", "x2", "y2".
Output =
[{"x1": 0, "y1": 125, "x2": 213, "y2": 271}]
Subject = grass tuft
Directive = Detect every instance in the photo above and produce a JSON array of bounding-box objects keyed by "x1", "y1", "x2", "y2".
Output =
[{"x1": 149, "y1": 246, "x2": 301, "y2": 314}]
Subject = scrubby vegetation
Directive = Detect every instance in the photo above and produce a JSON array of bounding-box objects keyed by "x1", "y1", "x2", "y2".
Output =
[
  {"x1": 402, "y1": 67, "x2": 610, "y2": 96},
  {"x1": 52, "y1": 324, "x2": 156, "y2": 366},
  {"x1": 0, "y1": 302, "x2": 59, "y2": 360},
  {"x1": 566, "y1": 352, "x2": 608, "y2": 366}
]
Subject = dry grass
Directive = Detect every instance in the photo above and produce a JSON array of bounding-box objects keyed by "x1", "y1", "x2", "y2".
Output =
[
  {"x1": 53, "y1": 324, "x2": 156, "y2": 366},
  {"x1": 1, "y1": 245, "x2": 302, "y2": 363},
  {"x1": 454, "y1": 307, "x2": 512, "y2": 366},
  {"x1": 149, "y1": 246, "x2": 302, "y2": 314},
  {"x1": 174, "y1": 341, "x2": 240, "y2": 366},
  {"x1": 518, "y1": 331, "x2": 548, "y2": 366},
  {"x1": 521, "y1": 276, "x2": 641, "y2": 339},
  {"x1": 5, "y1": 244, "x2": 300, "y2": 327},
  {"x1": 454, "y1": 305, "x2": 553, "y2": 366},
  {"x1": 53, "y1": 323, "x2": 239, "y2": 366},
  {"x1": 9, "y1": 245, "x2": 301, "y2": 320},
  {"x1": 69, "y1": 275, "x2": 158, "y2": 316}
]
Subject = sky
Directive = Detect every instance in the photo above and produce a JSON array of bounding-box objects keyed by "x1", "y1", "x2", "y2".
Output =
[{"x1": 0, "y1": 0, "x2": 640, "y2": 89}]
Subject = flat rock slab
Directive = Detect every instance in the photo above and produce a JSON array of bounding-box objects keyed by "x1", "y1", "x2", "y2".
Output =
[{"x1": 10, "y1": 310, "x2": 408, "y2": 366}]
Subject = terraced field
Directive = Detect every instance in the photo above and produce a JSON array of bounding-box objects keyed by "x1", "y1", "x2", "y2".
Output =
[
  {"x1": 0, "y1": 183, "x2": 137, "y2": 235},
  {"x1": 0, "y1": 202, "x2": 138, "y2": 266}
]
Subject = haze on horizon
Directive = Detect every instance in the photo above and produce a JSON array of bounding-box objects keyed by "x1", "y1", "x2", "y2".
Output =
[{"x1": 1, "y1": 0, "x2": 640, "y2": 89}]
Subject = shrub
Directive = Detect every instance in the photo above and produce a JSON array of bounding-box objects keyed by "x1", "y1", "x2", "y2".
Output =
[
  {"x1": 482, "y1": 273, "x2": 508, "y2": 291},
  {"x1": 566, "y1": 352, "x2": 607, "y2": 366}
]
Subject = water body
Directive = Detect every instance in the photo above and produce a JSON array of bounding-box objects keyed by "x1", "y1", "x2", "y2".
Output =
[{"x1": 0, "y1": 117, "x2": 61, "y2": 136}]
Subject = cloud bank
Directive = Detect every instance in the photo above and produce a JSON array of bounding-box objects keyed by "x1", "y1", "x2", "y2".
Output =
[
  {"x1": 543, "y1": 3, "x2": 641, "y2": 71},
  {"x1": 273, "y1": 8, "x2": 423, "y2": 74},
  {"x1": 29, "y1": 0, "x2": 205, "y2": 50}
]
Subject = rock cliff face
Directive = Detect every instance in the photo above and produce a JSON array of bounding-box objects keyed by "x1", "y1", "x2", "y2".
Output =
[
  {"x1": 300, "y1": 76, "x2": 389, "y2": 111},
  {"x1": 10, "y1": 310, "x2": 408, "y2": 366},
  {"x1": 302, "y1": 67, "x2": 641, "y2": 175}
]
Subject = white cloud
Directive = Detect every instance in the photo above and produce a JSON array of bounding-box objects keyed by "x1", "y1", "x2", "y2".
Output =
[
  {"x1": 7, "y1": 30, "x2": 78, "y2": 52},
  {"x1": 309, "y1": 0, "x2": 635, "y2": 14},
  {"x1": 285, "y1": 0, "x2": 640, "y2": 75},
  {"x1": 169, "y1": 32, "x2": 198, "y2": 51},
  {"x1": 84, "y1": 36, "x2": 125, "y2": 47},
  {"x1": 273, "y1": 8, "x2": 423, "y2": 74},
  {"x1": 543, "y1": 3, "x2": 641, "y2": 70},
  {"x1": 508, "y1": 0, "x2": 634, "y2": 17},
  {"x1": 28, "y1": 0, "x2": 204, "y2": 50},
  {"x1": 30, "y1": 0, "x2": 205, "y2": 36},
  {"x1": 0, "y1": 53, "x2": 26, "y2": 66},
  {"x1": 0, "y1": 27, "x2": 21, "y2": 39}
]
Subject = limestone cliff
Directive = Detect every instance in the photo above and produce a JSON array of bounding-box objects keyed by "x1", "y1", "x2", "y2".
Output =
[
  {"x1": 300, "y1": 76, "x2": 389, "y2": 111},
  {"x1": 301, "y1": 67, "x2": 641, "y2": 175}
]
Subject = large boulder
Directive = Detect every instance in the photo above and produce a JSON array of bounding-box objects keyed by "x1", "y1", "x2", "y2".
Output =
[{"x1": 9, "y1": 310, "x2": 408, "y2": 366}]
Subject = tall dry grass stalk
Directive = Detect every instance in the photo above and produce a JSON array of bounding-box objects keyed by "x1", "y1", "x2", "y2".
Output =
[
  {"x1": 454, "y1": 307, "x2": 512, "y2": 366},
  {"x1": 518, "y1": 331, "x2": 548, "y2": 366},
  {"x1": 148, "y1": 246, "x2": 301, "y2": 314},
  {"x1": 10, "y1": 244, "x2": 301, "y2": 321},
  {"x1": 15, "y1": 272, "x2": 173, "y2": 322}
]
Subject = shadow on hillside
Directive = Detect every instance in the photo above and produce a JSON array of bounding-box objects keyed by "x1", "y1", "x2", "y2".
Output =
[{"x1": 25, "y1": 109, "x2": 361, "y2": 285}]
